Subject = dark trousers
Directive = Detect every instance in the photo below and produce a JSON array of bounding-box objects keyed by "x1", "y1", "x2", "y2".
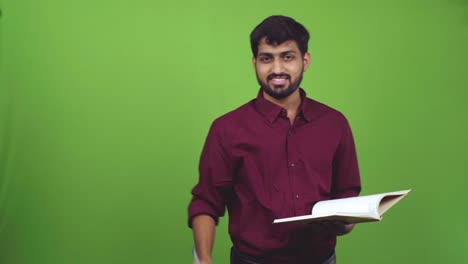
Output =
[{"x1": 230, "y1": 247, "x2": 336, "y2": 264}]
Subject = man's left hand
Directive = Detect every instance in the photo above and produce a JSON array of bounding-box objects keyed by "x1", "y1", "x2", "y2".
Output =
[{"x1": 319, "y1": 221, "x2": 355, "y2": 236}]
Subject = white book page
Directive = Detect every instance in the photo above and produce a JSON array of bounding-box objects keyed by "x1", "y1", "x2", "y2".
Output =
[
  {"x1": 311, "y1": 194, "x2": 383, "y2": 218},
  {"x1": 273, "y1": 189, "x2": 411, "y2": 224}
]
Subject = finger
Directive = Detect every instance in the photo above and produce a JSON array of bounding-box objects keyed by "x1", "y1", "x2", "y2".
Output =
[{"x1": 320, "y1": 221, "x2": 347, "y2": 235}]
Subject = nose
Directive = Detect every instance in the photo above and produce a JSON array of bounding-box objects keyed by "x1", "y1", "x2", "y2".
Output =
[{"x1": 272, "y1": 59, "x2": 284, "y2": 74}]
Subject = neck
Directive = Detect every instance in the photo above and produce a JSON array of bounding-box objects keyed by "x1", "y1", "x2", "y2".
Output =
[{"x1": 263, "y1": 89, "x2": 301, "y2": 124}]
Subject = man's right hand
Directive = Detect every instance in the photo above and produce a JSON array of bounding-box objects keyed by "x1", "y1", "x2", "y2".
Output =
[
  {"x1": 192, "y1": 215, "x2": 216, "y2": 264},
  {"x1": 193, "y1": 258, "x2": 212, "y2": 264}
]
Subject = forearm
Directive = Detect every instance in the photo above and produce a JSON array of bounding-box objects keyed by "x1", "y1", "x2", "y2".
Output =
[{"x1": 192, "y1": 214, "x2": 216, "y2": 264}]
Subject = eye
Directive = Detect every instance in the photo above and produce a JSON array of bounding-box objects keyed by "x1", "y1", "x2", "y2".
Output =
[
  {"x1": 259, "y1": 56, "x2": 271, "y2": 63},
  {"x1": 283, "y1": 54, "x2": 295, "y2": 61}
]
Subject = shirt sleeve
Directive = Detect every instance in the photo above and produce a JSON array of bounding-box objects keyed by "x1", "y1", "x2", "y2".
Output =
[
  {"x1": 188, "y1": 119, "x2": 235, "y2": 228},
  {"x1": 331, "y1": 114, "x2": 362, "y2": 199}
]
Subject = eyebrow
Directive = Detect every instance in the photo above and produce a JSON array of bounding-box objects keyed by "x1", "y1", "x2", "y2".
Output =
[{"x1": 258, "y1": 50, "x2": 298, "y2": 57}]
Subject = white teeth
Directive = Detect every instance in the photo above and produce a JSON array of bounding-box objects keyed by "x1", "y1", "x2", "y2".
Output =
[{"x1": 271, "y1": 78, "x2": 288, "y2": 85}]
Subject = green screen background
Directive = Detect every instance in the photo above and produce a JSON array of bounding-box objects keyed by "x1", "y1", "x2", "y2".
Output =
[{"x1": 1, "y1": 0, "x2": 467, "y2": 263}]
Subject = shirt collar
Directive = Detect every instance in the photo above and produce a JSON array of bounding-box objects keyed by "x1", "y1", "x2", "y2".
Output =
[{"x1": 254, "y1": 88, "x2": 313, "y2": 123}]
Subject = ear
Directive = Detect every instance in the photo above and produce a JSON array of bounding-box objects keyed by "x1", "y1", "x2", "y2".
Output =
[
  {"x1": 252, "y1": 56, "x2": 257, "y2": 69},
  {"x1": 302, "y1": 52, "x2": 311, "y2": 72}
]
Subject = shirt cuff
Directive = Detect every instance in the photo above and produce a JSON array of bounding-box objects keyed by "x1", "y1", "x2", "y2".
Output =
[{"x1": 188, "y1": 198, "x2": 221, "y2": 228}]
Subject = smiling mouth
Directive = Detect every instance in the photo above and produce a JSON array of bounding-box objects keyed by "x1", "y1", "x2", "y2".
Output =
[{"x1": 268, "y1": 75, "x2": 290, "y2": 86}]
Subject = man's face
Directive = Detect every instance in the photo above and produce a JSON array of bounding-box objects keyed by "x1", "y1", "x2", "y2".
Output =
[{"x1": 253, "y1": 38, "x2": 310, "y2": 100}]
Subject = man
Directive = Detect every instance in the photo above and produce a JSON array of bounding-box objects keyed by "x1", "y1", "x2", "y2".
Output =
[{"x1": 188, "y1": 15, "x2": 361, "y2": 264}]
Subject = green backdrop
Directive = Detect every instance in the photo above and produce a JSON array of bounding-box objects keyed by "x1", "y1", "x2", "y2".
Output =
[{"x1": 1, "y1": 0, "x2": 467, "y2": 263}]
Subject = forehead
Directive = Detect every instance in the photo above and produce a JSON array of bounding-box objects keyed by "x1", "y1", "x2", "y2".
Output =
[{"x1": 257, "y1": 37, "x2": 300, "y2": 54}]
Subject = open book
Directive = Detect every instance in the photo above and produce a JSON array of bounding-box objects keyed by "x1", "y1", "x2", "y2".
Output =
[{"x1": 273, "y1": 189, "x2": 411, "y2": 224}]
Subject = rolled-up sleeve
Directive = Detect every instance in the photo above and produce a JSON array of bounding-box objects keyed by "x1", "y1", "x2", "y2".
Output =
[
  {"x1": 331, "y1": 115, "x2": 361, "y2": 199},
  {"x1": 188, "y1": 120, "x2": 234, "y2": 228}
]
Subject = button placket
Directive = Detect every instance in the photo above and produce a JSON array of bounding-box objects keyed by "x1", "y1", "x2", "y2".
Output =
[{"x1": 286, "y1": 122, "x2": 303, "y2": 214}]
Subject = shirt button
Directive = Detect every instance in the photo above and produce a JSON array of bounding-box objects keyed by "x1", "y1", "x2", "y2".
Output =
[
  {"x1": 295, "y1": 194, "x2": 301, "y2": 199},
  {"x1": 288, "y1": 130, "x2": 293, "y2": 136},
  {"x1": 291, "y1": 163, "x2": 295, "y2": 167}
]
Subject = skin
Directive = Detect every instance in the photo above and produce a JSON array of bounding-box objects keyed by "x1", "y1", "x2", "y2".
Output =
[
  {"x1": 314, "y1": 220, "x2": 355, "y2": 236},
  {"x1": 253, "y1": 37, "x2": 310, "y2": 124},
  {"x1": 192, "y1": 38, "x2": 354, "y2": 264},
  {"x1": 192, "y1": 215, "x2": 215, "y2": 264}
]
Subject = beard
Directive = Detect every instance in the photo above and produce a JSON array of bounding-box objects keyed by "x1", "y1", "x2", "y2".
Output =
[{"x1": 256, "y1": 71, "x2": 304, "y2": 100}]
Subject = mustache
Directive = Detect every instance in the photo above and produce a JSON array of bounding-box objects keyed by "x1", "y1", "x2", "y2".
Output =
[{"x1": 267, "y1": 74, "x2": 291, "y2": 80}]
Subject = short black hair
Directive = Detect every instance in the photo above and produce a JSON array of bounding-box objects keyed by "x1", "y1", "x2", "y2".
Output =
[{"x1": 250, "y1": 15, "x2": 310, "y2": 57}]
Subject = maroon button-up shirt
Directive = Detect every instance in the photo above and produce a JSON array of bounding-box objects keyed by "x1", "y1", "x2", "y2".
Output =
[{"x1": 188, "y1": 89, "x2": 361, "y2": 263}]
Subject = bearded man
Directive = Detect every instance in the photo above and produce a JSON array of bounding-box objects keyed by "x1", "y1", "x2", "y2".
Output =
[{"x1": 188, "y1": 15, "x2": 361, "y2": 264}]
